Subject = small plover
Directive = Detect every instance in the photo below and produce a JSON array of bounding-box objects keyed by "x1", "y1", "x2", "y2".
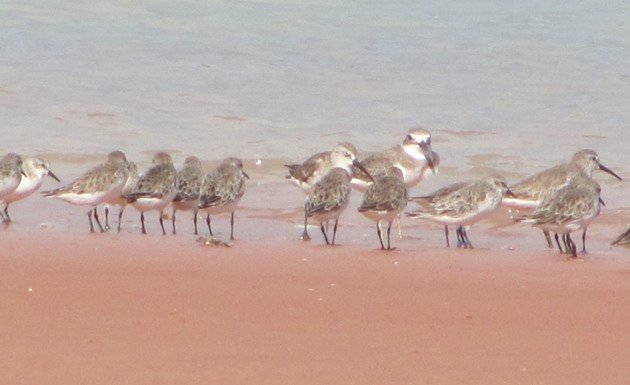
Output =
[
  {"x1": 198, "y1": 157, "x2": 249, "y2": 241},
  {"x1": 1, "y1": 157, "x2": 59, "y2": 222},
  {"x1": 358, "y1": 167, "x2": 408, "y2": 250},
  {"x1": 43, "y1": 151, "x2": 128, "y2": 232},
  {"x1": 172, "y1": 156, "x2": 204, "y2": 235},
  {"x1": 408, "y1": 176, "x2": 513, "y2": 248},
  {"x1": 125, "y1": 152, "x2": 178, "y2": 235}
]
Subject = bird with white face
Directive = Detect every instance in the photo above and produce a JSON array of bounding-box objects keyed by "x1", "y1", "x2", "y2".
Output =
[
  {"x1": 351, "y1": 128, "x2": 436, "y2": 192},
  {"x1": 285, "y1": 142, "x2": 360, "y2": 191},
  {"x1": 1, "y1": 157, "x2": 60, "y2": 223}
]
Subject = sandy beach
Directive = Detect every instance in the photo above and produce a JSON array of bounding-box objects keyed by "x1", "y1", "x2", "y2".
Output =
[{"x1": 1, "y1": 228, "x2": 629, "y2": 385}]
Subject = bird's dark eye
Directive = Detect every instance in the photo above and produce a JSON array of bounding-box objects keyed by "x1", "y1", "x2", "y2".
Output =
[{"x1": 406, "y1": 135, "x2": 412, "y2": 141}]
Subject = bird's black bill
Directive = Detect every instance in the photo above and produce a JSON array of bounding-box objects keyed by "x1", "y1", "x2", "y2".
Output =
[
  {"x1": 47, "y1": 170, "x2": 61, "y2": 182},
  {"x1": 599, "y1": 163, "x2": 622, "y2": 181},
  {"x1": 352, "y1": 159, "x2": 374, "y2": 182}
]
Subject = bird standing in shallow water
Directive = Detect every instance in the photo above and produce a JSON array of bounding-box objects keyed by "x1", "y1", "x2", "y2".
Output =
[
  {"x1": 358, "y1": 167, "x2": 408, "y2": 250},
  {"x1": 198, "y1": 157, "x2": 249, "y2": 241},
  {"x1": 408, "y1": 176, "x2": 514, "y2": 249},
  {"x1": 514, "y1": 173, "x2": 605, "y2": 258},
  {"x1": 43, "y1": 151, "x2": 128, "y2": 233},
  {"x1": 172, "y1": 156, "x2": 204, "y2": 235},
  {"x1": 503, "y1": 149, "x2": 621, "y2": 249},
  {"x1": 103, "y1": 161, "x2": 139, "y2": 232},
  {"x1": 305, "y1": 156, "x2": 372, "y2": 246},
  {"x1": 285, "y1": 142, "x2": 359, "y2": 191},
  {"x1": 125, "y1": 152, "x2": 177, "y2": 235},
  {"x1": 285, "y1": 142, "x2": 361, "y2": 241},
  {"x1": 1, "y1": 156, "x2": 59, "y2": 223}
]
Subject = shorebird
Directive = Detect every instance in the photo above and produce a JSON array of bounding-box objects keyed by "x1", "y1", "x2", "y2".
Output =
[
  {"x1": 1, "y1": 156, "x2": 59, "y2": 223},
  {"x1": 198, "y1": 157, "x2": 249, "y2": 241},
  {"x1": 358, "y1": 167, "x2": 408, "y2": 250},
  {"x1": 408, "y1": 176, "x2": 513, "y2": 248},
  {"x1": 285, "y1": 142, "x2": 360, "y2": 240},
  {"x1": 103, "y1": 161, "x2": 139, "y2": 232},
  {"x1": 503, "y1": 149, "x2": 621, "y2": 249},
  {"x1": 305, "y1": 156, "x2": 372, "y2": 245},
  {"x1": 351, "y1": 128, "x2": 436, "y2": 192},
  {"x1": 125, "y1": 152, "x2": 178, "y2": 235},
  {"x1": 172, "y1": 156, "x2": 204, "y2": 235},
  {"x1": 43, "y1": 151, "x2": 129, "y2": 232},
  {"x1": 514, "y1": 173, "x2": 604, "y2": 258},
  {"x1": 285, "y1": 142, "x2": 359, "y2": 191}
]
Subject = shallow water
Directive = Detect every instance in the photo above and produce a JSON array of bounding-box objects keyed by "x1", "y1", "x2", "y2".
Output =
[{"x1": 1, "y1": 1, "x2": 628, "y2": 251}]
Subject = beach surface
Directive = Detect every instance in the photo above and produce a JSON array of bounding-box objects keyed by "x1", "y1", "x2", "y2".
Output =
[{"x1": 2, "y1": 229, "x2": 629, "y2": 385}]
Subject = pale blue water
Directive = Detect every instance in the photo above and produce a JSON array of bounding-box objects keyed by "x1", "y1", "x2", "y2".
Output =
[
  {"x1": 0, "y1": 1, "x2": 627, "y2": 244},
  {"x1": 2, "y1": 1, "x2": 628, "y2": 161}
]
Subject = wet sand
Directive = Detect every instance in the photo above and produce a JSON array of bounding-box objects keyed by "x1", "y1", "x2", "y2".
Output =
[{"x1": 2, "y1": 229, "x2": 629, "y2": 385}]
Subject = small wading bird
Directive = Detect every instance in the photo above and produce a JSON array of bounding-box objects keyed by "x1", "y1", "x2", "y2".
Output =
[
  {"x1": 172, "y1": 156, "x2": 204, "y2": 235},
  {"x1": 1, "y1": 157, "x2": 59, "y2": 223},
  {"x1": 125, "y1": 152, "x2": 178, "y2": 235},
  {"x1": 503, "y1": 149, "x2": 622, "y2": 250},
  {"x1": 285, "y1": 142, "x2": 360, "y2": 241},
  {"x1": 514, "y1": 173, "x2": 605, "y2": 258},
  {"x1": 408, "y1": 176, "x2": 514, "y2": 248},
  {"x1": 43, "y1": 151, "x2": 128, "y2": 233},
  {"x1": 304, "y1": 156, "x2": 373, "y2": 246},
  {"x1": 198, "y1": 157, "x2": 249, "y2": 241},
  {"x1": 358, "y1": 167, "x2": 408, "y2": 250}
]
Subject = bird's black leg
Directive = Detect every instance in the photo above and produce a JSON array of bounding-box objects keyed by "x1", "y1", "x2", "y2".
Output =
[
  {"x1": 386, "y1": 221, "x2": 393, "y2": 250},
  {"x1": 320, "y1": 222, "x2": 330, "y2": 245},
  {"x1": 553, "y1": 233, "x2": 563, "y2": 253},
  {"x1": 117, "y1": 206, "x2": 125, "y2": 233},
  {"x1": 93, "y1": 208, "x2": 105, "y2": 232},
  {"x1": 543, "y1": 230, "x2": 553, "y2": 248},
  {"x1": 140, "y1": 212, "x2": 146, "y2": 235},
  {"x1": 206, "y1": 214, "x2": 212, "y2": 236},
  {"x1": 230, "y1": 212, "x2": 235, "y2": 241},
  {"x1": 159, "y1": 211, "x2": 166, "y2": 235},
  {"x1": 171, "y1": 208, "x2": 177, "y2": 235},
  {"x1": 301, "y1": 203, "x2": 311, "y2": 241},
  {"x1": 444, "y1": 225, "x2": 450, "y2": 248},
  {"x1": 376, "y1": 221, "x2": 385, "y2": 250},
  {"x1": 331, "y1": 219, "x2": 339, "y2": 245},
  {"x1": 104, "y1": 206, "x2": 111, "y2": 230},
  {"x1": 462, "y1": 227, "x2": 474, "y2": 249}
]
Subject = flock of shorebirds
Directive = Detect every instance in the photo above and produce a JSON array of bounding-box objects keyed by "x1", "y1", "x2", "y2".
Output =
[{"x1": 0, "y1": 128, "x2": 628, "y2": 256}]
